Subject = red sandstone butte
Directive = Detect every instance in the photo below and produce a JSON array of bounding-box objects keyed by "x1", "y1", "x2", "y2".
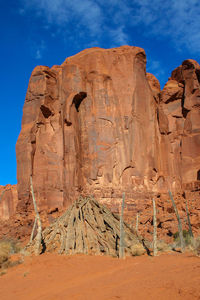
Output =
[
  {"x1": 16, "y1": 46, "x2": 161, "y2": 213},
  {"x1": 1, "y1": 46, "x2": 200, "y2": 240}
]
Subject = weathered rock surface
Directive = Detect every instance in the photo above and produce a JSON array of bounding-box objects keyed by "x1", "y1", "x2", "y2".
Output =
[
  {"x1": 1, "y1": 46, "x2": 200, "y2": 241},
  {"x1": 158, "y1": 59, "x2": 200, "y2": 192},
  {"x1": 0, "y1": 185, "x2": 18, "y2": 220},
  {"x1": 15, "y1": 46, "x2": 160, "y2": 213}
]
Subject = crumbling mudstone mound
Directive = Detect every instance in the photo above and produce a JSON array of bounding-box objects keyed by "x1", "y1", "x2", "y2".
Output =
[{"x1": 26, "y1": 197, "x2": 146, "y2": 257}]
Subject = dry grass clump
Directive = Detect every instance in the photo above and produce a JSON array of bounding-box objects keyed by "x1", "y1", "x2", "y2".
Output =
[
  {"x1": 188, "y1": 236, "x2": 200, "y2": 256},
  {"x1": 172, "y1": 231, "x2": 200, "y2": 255},
  {"x1": 130, "y1": 243, "x2": 146, "y2": 256},
  {"x1": 0, "y1": 239, "x2": 22, "y2": 271},
  {"x1": 173, "y1": 230, "x2": 193, "y2": 247},
  {"x1": 156, "y1": 240, "x2": 171, "y2": 252}
]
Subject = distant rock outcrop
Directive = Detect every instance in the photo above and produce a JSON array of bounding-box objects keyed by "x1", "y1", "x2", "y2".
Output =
[{"x1": 1, "y1": 46, "x2": 200, "y2": 241}]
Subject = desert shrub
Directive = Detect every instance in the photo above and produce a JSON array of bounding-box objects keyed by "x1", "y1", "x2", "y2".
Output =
[
  {"x1": 188, "y1": 236, "x2": 200, "y2": 256},
  {"x1": 173, "y1": 230, "x2": 192, "y2": 246},
  {"x1": 194, "y1": 237, "x2": 200, "y2": 255},
  {"x1": 130, "y1": 243, "x2": 146, "y2": 256},
  {"x1": 0, "y1": 238, "x2": 22, "y2": 269},
  {"x1": 0, "y1": 270, "x2": 6, "y2": 276},
  {"x1": 156, "y1": 240, "x2": 171, "y2": 252}
]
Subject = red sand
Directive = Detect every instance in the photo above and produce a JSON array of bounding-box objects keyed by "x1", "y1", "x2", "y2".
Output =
[{"x1": 0, "y1": 252, "x2": 200, "y2": 300}]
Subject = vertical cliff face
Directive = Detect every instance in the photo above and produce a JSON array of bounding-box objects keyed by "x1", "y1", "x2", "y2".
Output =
[
  {"x1": 15, "y1": 46, "x2": 160, "y2": 213},
  {"x1": 0, "y1": 46, "x2": 199, "y2": 219},
  {"x1": 157, "y1": 59, "x2": 200, "y2": 191},
  {"x1": 1, "y1": 46, "x2": 200, "y2": 240}
]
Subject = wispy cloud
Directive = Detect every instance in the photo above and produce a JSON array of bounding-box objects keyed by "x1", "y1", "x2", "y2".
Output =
[
  {"x1": 21, "y1": 0, "x2": 129, "y2": 46},
  {"x1": 109, "y1": 26, "x2": 129, "y2": 46},
  {"x1": 131, "y1": 0, "x2": 200, "y2": 53},
  {"x1": 35, "y1": 49, "x2": 41, "y2": 59},
  {"x1": 20, "y1": 0, "x2": 200, "y2": 54},
  {"x1": 28, "y1": 39, "x2": 46, "y2": 60}
]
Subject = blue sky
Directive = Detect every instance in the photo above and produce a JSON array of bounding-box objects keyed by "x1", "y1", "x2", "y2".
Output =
[{"x1": 1, "y1": 0, "x2": 200, "y2": 185}]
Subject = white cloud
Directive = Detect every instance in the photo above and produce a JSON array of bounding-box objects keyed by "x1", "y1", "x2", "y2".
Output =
[
  {"x1": 131, "y1": 0, "x2": 200, "y2": 53},
  {"x1": 109, "y1": 26, "x2": 129, "y2": 46},
  {"x1": 35, "y1": 49, "x2": 42, "y2": 59},
  {"x1": 22, "y1": 0, "x2": 102, "y2": 36},
  {"x1": 30, "y1": 40, "x2": 46, "y2": 60},
  {"x1": 21, "y1": 0, "x2": 129, "y2": 46},
  {"x1": 21, "y1": 0, "x2": 200, "y2": 54}
]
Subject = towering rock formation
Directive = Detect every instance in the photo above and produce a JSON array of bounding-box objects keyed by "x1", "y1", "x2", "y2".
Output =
[
  {"x1": 16, "y1": 46, "x2": 161, "y2": 213},
  {"x1": 1, "y1": 46, "x2": 200, "y2": 240},
  {"x1": 158, "y1": 59, "x2": 200, "y2": 191}
]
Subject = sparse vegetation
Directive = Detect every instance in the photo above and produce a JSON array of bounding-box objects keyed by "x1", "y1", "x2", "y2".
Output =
[
  {"x1": 130, "y1": 243, "x2": 146, "y2": 256},
  {"x1": 135, "y1": 213, "x2": 139, "y2": 232},
  {"x1": 0, "y1": 270, "x2": 6, "y2": 276},
  {"x1": 189, "y1": 236, "x2": 200, "y2": 256},
  {"x1": 156, "y1": 240, "x2": 171, "y2": 252},
  {"x1": 152, "y1": 198, "x2": 157, "y2": 256},
  {"x1": 119, "y1": 192, "x2": 125, "y2": 259},
  {"x1": 173, "y1": 230, "x2": 193, "y2": 246},
  {"x1": 0, "y1": 238, "x2": 22, "y2": 270},
  {"x1": 173, "y1": 231, "x2": 200, "y2": 255},
  {"x1": 169, "y1": 190, "x2": 185, "y2": 252},
  {"x1": 185, "y1": 198, "x2": 193, "y2": 238}
]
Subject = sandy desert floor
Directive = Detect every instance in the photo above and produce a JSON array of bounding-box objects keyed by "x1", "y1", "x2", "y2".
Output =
[{"x1": 0, "y1": 252, "x2": 200, "y2": 300}]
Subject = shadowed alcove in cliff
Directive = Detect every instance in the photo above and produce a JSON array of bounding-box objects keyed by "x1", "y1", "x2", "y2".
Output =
[
  {"x1": 197, "y1": 170, "x2": 200, "y2": 180},
  {"x1": 72, "y1": 92, "x2": 87, "y2": 112},
  {"x1": 196, "y1": 69, "x2": 200, "y2": 83},
  {"x1": 40, "y1": 105, "x2": 53, "y2": 118}
]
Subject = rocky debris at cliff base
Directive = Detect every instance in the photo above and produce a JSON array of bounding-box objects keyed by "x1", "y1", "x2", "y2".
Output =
[{"x1": 25, "y1": 197, "x2": 147, "y2": 257}]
